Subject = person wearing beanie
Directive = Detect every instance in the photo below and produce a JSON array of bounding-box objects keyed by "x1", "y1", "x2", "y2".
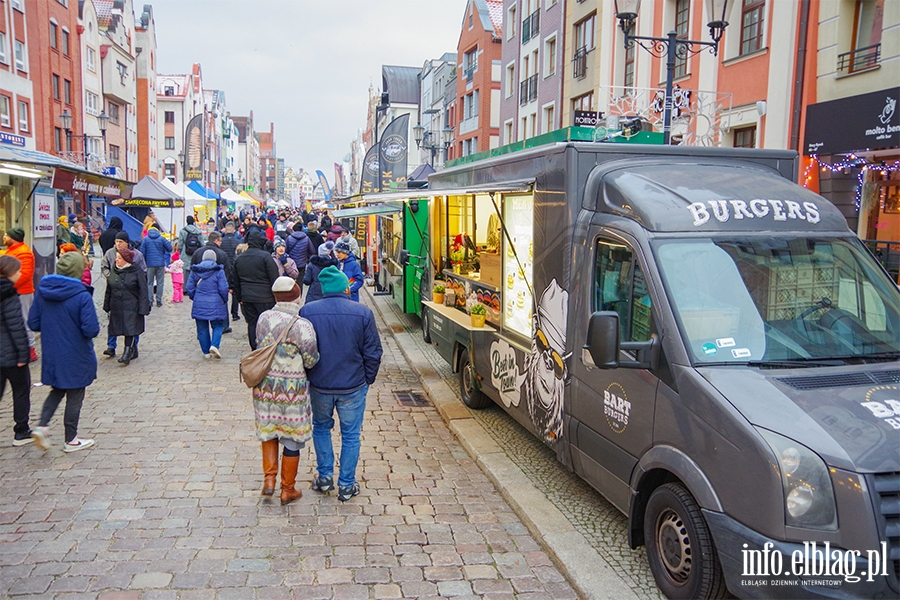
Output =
[
  {"x1": 272, "y1": 236, "x2": 299, "y2": 280},
  {"x1": 176, "y1": 215, "x2": 204, "y2": 280},
  {"x1": 252, "y1": 276, "x2": 319, "y2": 505},
  {"x1": 0, "y1": 255, "x2": 33, "y2": 445},
  {"x1": 141, "y1": 223, "x2": 173, "y2": 308},
  {"x1": 165, "y1": 251, "x2": 185, "y2": 303},
  {"x1": 99, "y1": 232, "x2": 146, "y2": 357},
  {"x1": 103, "y1": 245, "x2": 150, "y2": 365},
  {"x1": 219, "y1": 221, "x2": 243, "y2": 322},
  {"x1": 185, "y1": 248, "x2": 229, "y2": 359},
  {"x1": 303, "y1": 241, "x2": 339, "y2": 303},
  {"x1": 333, "y1": 241, "x2": 364, "y2": 302},
  {"x1": 285, "y1": 222, "x2": 316, "y2": 292},
  {"x1": 1, "y1": 227, "x2": 37, "y2": 361},
  {"x1": 306, "y1": 221, "x2": 325, "y2": 251},
  {"x1": 326, "y1": 225, "x2": 343, "y2": 244},
  {"x1": 27, "y1": 247, "x2": 100, "y2": 453},
  {"x1": 59, "y1": 244, "x2": 93, "y2": 287},
  {"x1": 300, "y1": 265, "x2": 382, "y2": 502},
  {"x1": 56, "y1": 216, "x2": 71, "y2": 256},
  {"x1": 99, "y1": 216, "x2": 123, "y2": 254},
  {"x1": 338, "y1": 228, "x2": 360, "y2": 260},
  {"x1": 232, "y1": 230, "x2": 280, "y2": 349}
]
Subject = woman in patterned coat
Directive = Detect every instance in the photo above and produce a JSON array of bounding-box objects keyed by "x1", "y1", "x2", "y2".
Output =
[{"x1": 253, "y1": 276, "x2": 319, "y2": 505}]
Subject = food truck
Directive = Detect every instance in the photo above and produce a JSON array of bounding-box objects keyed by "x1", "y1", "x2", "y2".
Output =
[{"x1": 406, "y1": 142, "x2": 899, "y2": 599}]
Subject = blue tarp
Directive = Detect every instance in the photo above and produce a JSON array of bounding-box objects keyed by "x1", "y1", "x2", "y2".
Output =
[
  {"x1": 187, "y1": 181, "x2": 220, "y2": 200},
  {"x1": 106, "y1": 205, "x2": 144, "y2": 242}
]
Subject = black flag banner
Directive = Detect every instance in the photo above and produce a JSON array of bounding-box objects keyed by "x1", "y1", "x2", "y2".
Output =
[
  {"x1": 359, "y1": 145, "x2": 380, "y2": 195},
  {"x1": 379, "y1": 114, "x2": 410, "y2": 191},
  {"x1": 184, "y1": 114, "x2": 204, "y2": 181}
]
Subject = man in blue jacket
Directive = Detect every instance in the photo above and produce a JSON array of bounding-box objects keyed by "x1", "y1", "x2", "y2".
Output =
[
  {"x1": 141, "y1": 223, "x2": 172, "y2": 307},
  {"x1": 300, "y1": 266, "x2": 382, "y2": 501},
  {"x1": 333, "y1": 241, "x2": 364, "y2": 302}
]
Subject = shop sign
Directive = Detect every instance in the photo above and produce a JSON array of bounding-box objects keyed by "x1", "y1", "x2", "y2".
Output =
[
  {"x1": 32, "y1": 192, "x2": 55, "y2": 239},
  {"x1": 573, "y1": 110, "x2": 602, "y2": 127},
  {"x1": 804, "y1": 87, "x2": 900, "y2": 155},
  {"x1": 0, "y1": 132, "x2": 26, "y2": 147},
  {"x1": 51, "y1": 169, "x2": 130, "y2": 197}
]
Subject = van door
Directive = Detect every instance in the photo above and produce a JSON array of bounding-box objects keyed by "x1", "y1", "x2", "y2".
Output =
[{"x1": 569, "y1": 233, "x2": 658, "y2": 511}]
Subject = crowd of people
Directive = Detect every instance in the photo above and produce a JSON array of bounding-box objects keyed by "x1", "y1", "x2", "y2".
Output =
[{"x1": 0, "y1": 205, "x2": 382, "y2": 504}]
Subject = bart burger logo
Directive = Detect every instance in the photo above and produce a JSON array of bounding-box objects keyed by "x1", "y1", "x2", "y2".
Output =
[{"x1": 739, "y1": 541, "x2": 890, "y2": 588}]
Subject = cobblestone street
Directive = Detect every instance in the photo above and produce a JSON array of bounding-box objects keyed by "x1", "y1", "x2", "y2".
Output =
[{"x1": 0, "y1": 267, "x2": 577, "y2": 599}]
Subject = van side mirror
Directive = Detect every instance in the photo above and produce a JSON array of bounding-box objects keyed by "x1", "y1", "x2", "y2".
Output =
[
  {"x1": 586, "y1": 311, "x2": 621, "y2": 369},
  {"x1": 398, "y1": 249, "x2": 410, "y2": 267}
]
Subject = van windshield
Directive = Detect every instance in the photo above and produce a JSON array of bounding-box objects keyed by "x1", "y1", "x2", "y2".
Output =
[{"x1": 652, "y1": 237, "x2": 900, "y2": 365}]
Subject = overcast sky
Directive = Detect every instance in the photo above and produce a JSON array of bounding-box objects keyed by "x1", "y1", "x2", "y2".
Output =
[{"x1": 149, "y1": 0, "x2": 468, "y2": 178}]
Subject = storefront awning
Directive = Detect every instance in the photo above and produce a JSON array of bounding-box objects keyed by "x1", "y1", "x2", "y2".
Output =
[
  {"x1": 332, "y1": 202, "x2": 405, "y2": 218},
  {"x1": 357, "y1": 179, "x2": 535, "y2": 203},
  {"x1": 0, "y1": 145, "x2": 133, "y2": 197}
]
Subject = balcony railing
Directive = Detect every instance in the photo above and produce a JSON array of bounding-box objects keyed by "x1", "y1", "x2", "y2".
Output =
[
  {"x1": 56, "y1": 150, "x2": 110, "y2": 174},
  {"x1": 573, "y1": 46, "x2": 588, "y2": 79},
  {"x1": 519, "y1": 74, "x2": 538, "y2": 106},
  {"x1": 464, "y1": 62, "x2": 477, "y2": 82},
  {"x1": 837, "y1": 43, "x2": 881, "y2": 74},
  {"x1": 522, "y1": 10, "x2": 540, "y2": 44}
]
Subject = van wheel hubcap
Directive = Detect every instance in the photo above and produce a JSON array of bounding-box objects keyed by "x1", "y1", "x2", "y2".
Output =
[
  {"x1": 657, "y1": 509, "x2": 691, "y2": 583},
  {"x1": 463, "y1": 363, "x2": 475, "y2": 395}
]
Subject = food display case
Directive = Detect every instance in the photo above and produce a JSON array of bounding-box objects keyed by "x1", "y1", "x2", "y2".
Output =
[{"x1": 502, "y1": 194, "x2": 534, "y2": 337}]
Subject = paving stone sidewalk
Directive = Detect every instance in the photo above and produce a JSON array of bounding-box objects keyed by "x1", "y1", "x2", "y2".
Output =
[{"x1": 0, "y1": 268, "x2": 577, "y2": 599}]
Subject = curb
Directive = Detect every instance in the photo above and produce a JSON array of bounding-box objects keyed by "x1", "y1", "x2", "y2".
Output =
[{"x1": 365, "y1": 289, "x2": 641, "y2": 600}]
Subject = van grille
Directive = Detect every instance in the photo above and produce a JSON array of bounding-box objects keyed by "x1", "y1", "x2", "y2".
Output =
[
  {"x1": 871, "y1": 472, "x2": 900, "y2": 593},
  {"x1": 775, "y1": 370, "x2": 900, "y2": 390}
]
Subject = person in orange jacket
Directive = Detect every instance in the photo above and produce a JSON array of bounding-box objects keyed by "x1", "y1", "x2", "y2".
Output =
[{"x1": 1, "y1": 227, "x2": 37, "y2": 361}]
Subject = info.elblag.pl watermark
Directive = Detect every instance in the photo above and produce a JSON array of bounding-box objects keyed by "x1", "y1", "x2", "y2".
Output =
[{"x1": 741, "y1": 541, "x2": 890, "y2": 586}]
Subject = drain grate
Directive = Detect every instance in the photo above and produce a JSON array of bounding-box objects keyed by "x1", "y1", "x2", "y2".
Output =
[{"x1": 393, "y1": 390, "x2": 430, "y2": 407}]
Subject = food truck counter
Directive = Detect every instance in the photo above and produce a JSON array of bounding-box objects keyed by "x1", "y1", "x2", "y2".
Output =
[{"x1": 422, "y1": 301, "x2": 497, "y2": 332}]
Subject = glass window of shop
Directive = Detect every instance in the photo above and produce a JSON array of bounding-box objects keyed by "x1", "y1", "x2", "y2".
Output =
[{"x1": 502, "y1": 194, "x2": 534, "y2": 336}]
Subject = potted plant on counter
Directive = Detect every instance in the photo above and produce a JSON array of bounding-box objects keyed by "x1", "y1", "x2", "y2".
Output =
[
  {"x1": 470, "y1": 302, "x2": 487, "y2": 328},
  {"x1": 433, "y1": 284, "x2": 445, "y2": 304}
]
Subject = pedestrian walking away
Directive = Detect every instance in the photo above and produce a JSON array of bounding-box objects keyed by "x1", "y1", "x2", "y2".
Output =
[
  {"x1": 98, "y1": 216, "x2": 122, "y2": 255},
  {"x1": 176, "y1": 216, "x2": 204, "y2": 280},
  {"x1": 0, "y1": 227, "x2": 37, "y2": 361},
  {"x1": 300, "y1": 266, "x2": 382, "y2": 501},
  {"x1": 233, "y1": 230, "x2": 279, "y2": 349},
  {"x1": 103, "y1": 247, "x2": 150, "y2": 365},
  {"x1": 219, "y1": 221, "x2": 242, "y2": 322},
  {"x1": 334, "y1": 241, "x2": 364, "y2": 302},
  {"x1": 284, "y1": 222, "x2": 315, "y2": 292},
  {"x1": 253, "y1": 276, "x2": 319, "y2": 505},
  {"x1": 141, "y1": 223, "x2": 173, "y2": 307},
  {"x1": 166, "y1": 251, "x2": 185, "y2": 302},
  {"x1": 0, "y1": 255, "x2": 32, "y2": 446},
  {"x1": 185, "y1": 249, "x2": 229, "y2": 359},
  {"x1": 28, "y1": 252, "x2": 100, "y2": 452}
]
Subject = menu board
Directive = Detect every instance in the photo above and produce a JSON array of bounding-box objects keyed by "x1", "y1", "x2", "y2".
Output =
[{"x1": 503, "y1": 194, "x2": 534, "y2": 336}]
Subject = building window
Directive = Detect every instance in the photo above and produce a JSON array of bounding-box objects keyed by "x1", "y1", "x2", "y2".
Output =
[
  {"x1": 0, "y1": 32, "x2": 7, "y2": 64},
  {"x1": 11, "y1": 0, "x2": 23, "y2": 10},
  {"x1": 673, "y1": 0, "x2": 690, "y2": 78},
  {"x1": 61, "y1": 29, "x2": 69, "y2": 55},
  {"x1": 733, "y1": 126, "x2": 756, "y2": 148},
  {"x1": 575, "y1": 13, "x2": 596, "y2": 52},
  {"x1": 108, "y1": 102, "x2": 119, "y2": 124},
  {"x1": 52, "y1": 75, "x2": 60, "y2": 100},
  {"x1": 85, "y1": 47, "x2": 96, "y2": 72},
  {"x1": 543, "y1": 104, "x2": 555, "y2": 133},
  {"x1": 165, "y1": 136, "x2": 175, "y2": 150},
  {"x1": 164, "y1": 111, "x2": 175, "y2": 123},
  {"x1": 164, "y1": 163, "x2": 175, "y2": 179},
  {"x1": 506, "y1": 63, "x2": 515, "y2": 98},
  {"x1": 545, "y1": 36, "x2": 556, "y2": 76},
  {"x1": 464, "y1": 48, "x2": 478, "y2": 82},
  {"x1": 504, "y1": 120, "x2": 514, "y2": 144},
  {"x1": 0, "y1": 96, "x2": 10, "y2": 128},
  {"x1": 840, "y1": 0, "x2": 882, "y2": 73},
  {"x1": 50, "y1": 21, "x2": 58, "y2": 49},
  {"x1": 572, "y1": 92, "x2": 594, "y2": 113},
  {"x1": 64, "y1": 79, "x2": 72, "y2": 104},
  {"x1": 624, "y1": 37, "x2": 636, "y2": 88},
  {"x1": 164, "y1": 86, "x2": 174, "y2": 96},
  {"x1": 464, "y1": 91, "x2": 479, "y2": 119},
  {"x1": 85, "y1": 91, "x2": 99, "y2": 116},
  {"x1": 54, "y1": 127, "x2": 63, "y2": 152},
  {"x1": 117, "y1": 62, "x2": 128, "y2": 85},
  {"x1": 17, "y1": 101, "x2": 28, "y2": 131},
  {"x1": 740, "y1": 0, "x2": 765, "y2": 55},
  {"x1": 109, "y1": 145, "x2": 120, "y2": 166},
  {"x1": 14, "y1": 40, "x2": 25, "y2": 71},
  {"x1": 508, "y1": 5, "x2": 516, "y2": 39}
]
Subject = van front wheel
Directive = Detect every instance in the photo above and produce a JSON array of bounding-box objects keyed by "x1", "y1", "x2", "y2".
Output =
[
  {"x1": 644, "y1": 483, "x2": 727, "y2": 600},
  {"x1": 459, "y1": 349, "x2": 491, "y2": 409}
]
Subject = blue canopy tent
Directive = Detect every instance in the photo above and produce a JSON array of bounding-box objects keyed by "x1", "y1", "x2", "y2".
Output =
[{"x1": 187, "y1": 181, "x2": 220, "y2": 201}]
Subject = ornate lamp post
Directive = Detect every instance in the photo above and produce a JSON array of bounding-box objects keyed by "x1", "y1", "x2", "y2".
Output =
[
  {"x1": 614, "y1": 0, "x2": 730, "y2": 144},
  {"x1": 413, "y1": 124, "x2": 454, "y2": 166},
  {"x1": 59, "y1": 109, "x2": 109, "y2": 168}
]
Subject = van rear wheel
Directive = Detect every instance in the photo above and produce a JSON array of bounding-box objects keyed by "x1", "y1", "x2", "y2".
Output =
[
  {"x1": 421, "y1": 307, "x2": 431, "y2": 343},
  {"x1": 459, "y1": 349, "x2": 491, "y2": 409},
  {"x1": 644, "y1": 483, "x2": 727, "y2": 600}
]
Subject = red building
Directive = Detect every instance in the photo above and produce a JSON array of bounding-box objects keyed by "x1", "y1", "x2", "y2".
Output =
[
  {"x1": 0, "y1": 1, "x2": 34, "y2": 150},
  {"x1": 258, "y1": 122, "x2": 276, "y2": 200}
]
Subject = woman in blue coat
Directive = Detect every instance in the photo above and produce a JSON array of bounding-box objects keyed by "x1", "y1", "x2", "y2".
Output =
[
  {"x1": 28, "y1": 252, "x2": 100, "y2": 452},
  {"x1": 185, "y1": 249, "x2": 230, "y2": 359}
]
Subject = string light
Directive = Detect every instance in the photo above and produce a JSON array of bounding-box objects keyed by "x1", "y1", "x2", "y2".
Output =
[{"x1": 806, "y1": 155, "x2": 900, "y2": 211}]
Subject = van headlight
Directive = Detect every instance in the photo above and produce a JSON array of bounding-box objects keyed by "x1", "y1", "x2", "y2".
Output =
[{"x1": 757, "y1": 428, "x2": 837, "y2": 530}]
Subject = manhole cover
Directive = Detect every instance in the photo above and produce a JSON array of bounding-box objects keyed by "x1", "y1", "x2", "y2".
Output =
[{"x1": 393, "y1": 390, "x2": 430, "y2": 407}]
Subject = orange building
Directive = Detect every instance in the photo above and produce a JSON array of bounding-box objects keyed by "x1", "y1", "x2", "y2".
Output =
[{"x1": 135, "y1": 4, "x2": 157, "y2": 179}]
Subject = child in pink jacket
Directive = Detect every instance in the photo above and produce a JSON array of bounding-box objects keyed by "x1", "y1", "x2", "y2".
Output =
[{"x1": 166, "y1": 251, "x2": 184, "y2": 302}]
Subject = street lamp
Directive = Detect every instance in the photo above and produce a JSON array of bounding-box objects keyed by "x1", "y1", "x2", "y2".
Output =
[
  {"x1": 413, "y1": 124, "x2": 453, "y2": 166},
  {"x1": 59, "y1": 109, "x2": 108, "y2": 168},
  {"x1": 237, "y1": 168, "x2": 243, "y2": 190},
  {"x1": 614, "y1": 0, "x2": 730, "y2": 144}
]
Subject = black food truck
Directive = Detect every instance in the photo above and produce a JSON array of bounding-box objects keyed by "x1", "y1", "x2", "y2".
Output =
[{"x1": 412, "y1": 142, "x2": 900, "y2": 599}]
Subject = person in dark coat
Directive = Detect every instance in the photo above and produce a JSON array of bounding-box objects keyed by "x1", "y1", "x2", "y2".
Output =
[
  {"x1": 285, "y1": 222, "x2": 316, "y2": 292},
  {"x1": 306, "y1": 222, "x2": 325, "y2": 253},
  {"x1": 319, "y1": 212, "x2": 332, "y2": 232},
  {"x1": 0, "y1": 255, "x2": 32, "y2": 445},
  {"x1": 103, "y1": 247, "x2": 150, "y2": 366},
  {"x1": 303, "y1": 241, "x2": 339, "y2": 303},
  {"x1": 190, "y1": 231, "x2": 229, "y2": 270},
  {"x1": 219, "y1": 221, "x2": 242, "y2": 323},
  {"x1": 99, "y1": 216, "x2": 123, "y2": 255},
  {"x1": 334, "y1": 241, "x2": 364, "y2": 302},
  {"x1": 28, "y1": 252, "x2": 100, "y2": 452},
  {"x1": 233, "y1": 230, "x2": 280, "y2": 349},
  {"x1": 141, "y1": 224, "x2": 172, "y2": 307},
  {"x1": 185, "y1": 249, "x2": 229, "y2": 359}
]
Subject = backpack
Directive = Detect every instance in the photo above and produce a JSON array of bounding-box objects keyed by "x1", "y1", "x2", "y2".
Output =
[{"x1": 184, "y1": 230, "x2": 202, "y2": 257}]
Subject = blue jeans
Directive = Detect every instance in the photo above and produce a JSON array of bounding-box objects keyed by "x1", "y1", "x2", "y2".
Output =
[
  {"x1": 108, "y1": 334, "x2": 139, "y2": 350},
  {"x1": 195, "y1": 319, "x2": 225, "y2": 354},
  {"x1": 310, "y1": 385, "x2": 368, "y2": 488},
  {"x1": 147, "y1": 266, "x2": 165, "y2": 304}
]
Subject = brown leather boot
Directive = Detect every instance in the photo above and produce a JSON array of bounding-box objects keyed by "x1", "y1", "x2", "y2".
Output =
[
  {"x1": 261, "y1": 440, "x2": 279, "y2": 496},
  {"x1": 280, "y1": 455, "x2": 302, "y2": 505}
]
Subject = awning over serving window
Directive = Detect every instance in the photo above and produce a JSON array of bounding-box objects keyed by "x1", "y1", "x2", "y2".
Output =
[
  {"x1": 356, "y1": 179, "x2": 535, "y2": 203},
  {"x1": 332, "y1": 202, "x2": 405, "y2": 218}
]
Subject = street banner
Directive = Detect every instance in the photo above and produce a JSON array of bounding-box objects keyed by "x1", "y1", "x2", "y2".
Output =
[
  {"x1": 184, "y1": 114, "x2": 204, "y2": 181},
  {"x1": 315, "y1": 170, "x2": 332, "y2": 201},
  {"x1": 334, "y1": 163, "x2": 345, "y2": 197},
  {"x1": 360, "y1": 145, "x2": 379, "y2": 195},
  {"x1": 804, "y1": 87, "x2": 900, "y2": 155},
  {"x1": 379, "y1": 114, "x2": 410, "y2": 191}
]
